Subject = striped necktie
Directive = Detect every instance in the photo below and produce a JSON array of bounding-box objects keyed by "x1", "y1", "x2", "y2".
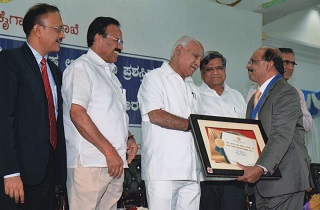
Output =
[
  {"x1": 253, "y1": 90, "x2": 262, "y2": 108},
  {"x1": 41, "y1": 58, "x2": 57, "y2": 149},
  {"x1": 253, "y1": 90, "x2": 262, "y2": 119}
]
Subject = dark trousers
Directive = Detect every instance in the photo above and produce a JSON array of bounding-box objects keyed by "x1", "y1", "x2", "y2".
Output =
[
  {"x1": 0, "y1": 147, "x2": 56, "y2": 210},
  {"x1": 200, "y1": 180, "x2": 246, "y2": 210}
]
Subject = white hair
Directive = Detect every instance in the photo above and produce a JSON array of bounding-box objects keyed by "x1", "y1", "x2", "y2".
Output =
[{"x1": 170, "y1": 35, "x2": 200, "y2": 57}]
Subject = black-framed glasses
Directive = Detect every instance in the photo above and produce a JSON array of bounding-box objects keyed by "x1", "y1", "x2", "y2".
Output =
[
  {"x1": 283, "y1": 60, "x2": 297, "y2": 66},
  {"x1": 41, "y1": 25, "x2": 65, "y2": 33},
  {"x1": 102, "y1": 34, "x2": 123, "y2": 46}
]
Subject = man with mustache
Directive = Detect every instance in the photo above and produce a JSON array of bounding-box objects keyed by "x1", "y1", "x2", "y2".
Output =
[
  {"x1": 237, "y1": 47, "x2": 311, "y2": 210},
  {"x1": 199, "y1": 51, "x2": 247, "y2": 210},
  {"x1": 138, "y1": 35, "x2": 204, "y2": 210},
  {"x1": 246, "y1": 48, "x2": 312, "y2": 133},
  {"x1": 0, "y1": 3, "x2": 67, "y2": 209},
  {"x1": 62, "y1": 17, "x2": 138, "y2": 210}
]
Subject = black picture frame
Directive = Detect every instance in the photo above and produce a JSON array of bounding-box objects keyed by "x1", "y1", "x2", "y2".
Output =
[{"x1": 189, "y1": 114, "x2": 281, "y2": 179}]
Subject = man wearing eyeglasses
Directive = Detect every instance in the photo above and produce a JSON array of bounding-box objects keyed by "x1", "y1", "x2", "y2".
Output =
[
  {"x1": 199, "y1": 51, "x2": 247, "y2": 210},
  {"x1": 237, "y1": 47, "x2": 311, "y2": 210},
  {"x1": 279, "y1": 47, "x2": 312, "y2": 132},
  {"x1": 246, "y1": 48, "x2": 312, "y2": 133},
  {"x1": 0, "y1": 3, "x2": 67, "y2": 209},
  {"x1": 62, "y1": 17, "x2": 138, "y2": 210}
]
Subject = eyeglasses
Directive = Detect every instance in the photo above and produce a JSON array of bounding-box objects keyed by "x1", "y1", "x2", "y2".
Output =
[
  {"x1": 247, "y1": 59, "x2": 265, "y2": 65},
  {"x1": 102, "y1": 34, "x2": 123, "y2": 46},
  {"x1": 283, "y1": 60, "x2": 297, "y2": 66},
  {"x1": 41, "y1": 25, "x2": 65, "y2": 33},
  {"x1": 204, "y1": 66, "x2": 225, "y2": 72}
]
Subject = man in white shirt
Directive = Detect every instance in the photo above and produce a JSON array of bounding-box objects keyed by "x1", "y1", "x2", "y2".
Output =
[
  {"x1": 137, "y1": 35, "x2": 204, "y2": 210},
  {"x1": 62, "y1": 17, "x2": 138, "y2": 210},
  {"x1": 199, "y1": 51, "x2": 247, "y2": 210},
  {"x1": 279, "y1": 47, "x2": 312, "y2": 132}
]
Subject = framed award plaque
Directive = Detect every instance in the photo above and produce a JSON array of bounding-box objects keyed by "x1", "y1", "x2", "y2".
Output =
[{"x1": 189, "y1": 114, "x2": 281, "y2": 179}]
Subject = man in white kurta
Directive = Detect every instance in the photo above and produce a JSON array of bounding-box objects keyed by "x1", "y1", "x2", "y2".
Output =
[
  {"x1": 199, "y1": 51, "x2": 247, "y2": 210},
  {"x1": 138, "y1": 35, "x2": 204, "y2": 210},
  {"x1": 200, "y1": 82, "x2": 246, "y2": 118},
  {"x1": 62, "y1": 17, "x2": 137, "y2": 210}
]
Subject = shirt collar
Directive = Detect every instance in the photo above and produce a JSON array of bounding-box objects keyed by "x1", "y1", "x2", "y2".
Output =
[
  {"x1": 259, "y1": 75, "x2": 276, "y2": 94},
  {"x1": 199, "y1": 82, "x2": 228, "y2": 94},
  {"x1": 199, "y1": 82, "x2": 211, "y2": 92},
  {"x1": 161, "y1": 62, "x2": 194, "y2": 83},
  {"x1": 87, "y1": 48, "x2": 116, "y2": 75},
  {"x1": 87, "y1": 48, "x2": 115, "y2": 68},
  {"x1": 26, "y1": 42, "x2": 48, "y2": 65}
]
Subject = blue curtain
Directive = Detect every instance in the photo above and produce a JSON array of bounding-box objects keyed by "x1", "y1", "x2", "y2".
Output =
[{"x1": 302, "y1": 90, "x2": 320, "y2": 117}]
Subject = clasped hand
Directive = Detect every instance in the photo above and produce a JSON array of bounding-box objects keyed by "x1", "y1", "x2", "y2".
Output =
[
  {"x1": 106, "y1": 138, "x2": 138, "y2": 179},
  {"x1": 236, "y1": 162, "x2": 264, "y2": 184}
]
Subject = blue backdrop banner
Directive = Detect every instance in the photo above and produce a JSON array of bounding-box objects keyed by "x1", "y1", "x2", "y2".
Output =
[{"x1": 0, "y1": 35, "x2": 166, "y2": 126}]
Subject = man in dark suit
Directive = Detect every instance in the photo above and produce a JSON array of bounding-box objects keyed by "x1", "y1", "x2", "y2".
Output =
[
  {"x1": 236, "y1": 47, "x2": 311, "y2": 210},
  {"x1": 0, "y1": 3, "x2": 67, "y2": 209}
]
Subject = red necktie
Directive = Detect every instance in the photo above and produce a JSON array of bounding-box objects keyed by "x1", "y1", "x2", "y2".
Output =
[{"x1": 41, "y1": 58, "x2": 57, "y2": 149}]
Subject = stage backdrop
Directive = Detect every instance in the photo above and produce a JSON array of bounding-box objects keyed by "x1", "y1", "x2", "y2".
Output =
[
  {"x1": 0, "y1": 36, "x2": 167, "y2": 127},
  {"x1": 0, "y1": 0, "x2": 262, "y2": 150}
]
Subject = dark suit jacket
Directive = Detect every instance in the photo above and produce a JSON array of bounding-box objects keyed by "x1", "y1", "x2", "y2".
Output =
[
  {"x1": 247, "y1": 77, "x2": 311, "y2": 197},
  {"x1": 0, "y1": 43, "x2": 66, "y2": 186}
]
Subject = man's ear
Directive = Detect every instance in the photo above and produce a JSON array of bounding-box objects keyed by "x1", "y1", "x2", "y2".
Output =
[
  {"x1": 33, "y1": 24, "x2": 42, "y2": 37},
  {"x1": 267, "y1": 60, "x2": 274, "y2": 70},
  {"x1": 94, "y1": 34, "x2": 102, "y2": 48},
  {"x1": 94, "y1": 34, "x2": 101, "y2": 42},
  {"x1": 175, "y1": 45, "x2": 183, "y2": 57}
]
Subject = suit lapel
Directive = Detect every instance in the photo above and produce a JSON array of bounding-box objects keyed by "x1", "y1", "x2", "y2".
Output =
[
  {"x1": 47, "y1": 60, "x2": 61, "y2": 88},
  {"x1": 20, "y1": 43, "x2": 46, "y2": 95},
  {"x1": 48, "y1": 60, "x2": 62, "y2": 109},
  {"x1": 247, "y1": 96, "x2": 254, "y2": 118},
  {"x1": 247, "y1": 77, "x2": 283, "y2": 119},
  {"x1": 257, "y1": 78, "x2": 282, "y2": 113}
]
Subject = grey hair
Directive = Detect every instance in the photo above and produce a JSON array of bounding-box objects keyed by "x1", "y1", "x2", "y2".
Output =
[
  {"x1": 170, "y1": 35, "x2": 199, "y2": 57},
  {"x1": 200, "y1": 51, "x2": 227, "y2": 71}
]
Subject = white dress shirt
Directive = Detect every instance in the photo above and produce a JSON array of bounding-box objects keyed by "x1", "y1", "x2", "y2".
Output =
[
  {"x1": 199, "y1": 82, "x2": 246, "y2": 118},
  {"x1": 62, "y1": 49, "x2": 129, "y2": 168},
  {"x1": 199, "y1": 82, "x2": 247, "y2": 181},
  {"x1": 138, "y1": 62, "x2": 203, "y2": 181}
]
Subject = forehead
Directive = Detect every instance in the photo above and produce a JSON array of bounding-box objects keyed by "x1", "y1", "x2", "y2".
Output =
[
  {"x1": 106, "y1": 24, "x2": 122, "y2": 36},
  {"x1": 282, "y1": 53, "x2": 294, "y2": 61},
  {"x1": 252, "y1": 48, "x2": 265, "y2": 58},
  {"x1": 206, "y1": 58, "x2": 223, "y2": 66},
  {"x1": 185, "y1": 41, "x2": 203, "y2": 54},
  {"x1": 42, "y1": 12, "x2": 62, "y2": 24}
]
